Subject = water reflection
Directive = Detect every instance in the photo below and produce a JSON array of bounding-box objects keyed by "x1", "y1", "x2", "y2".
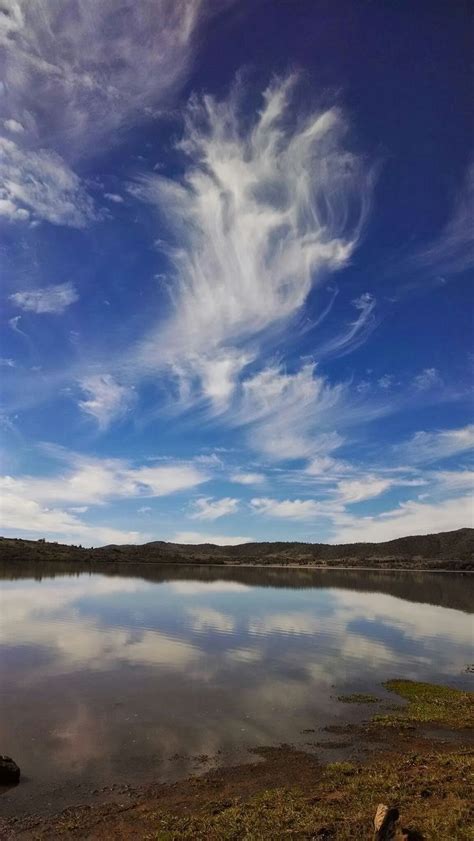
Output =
[{"x1": 0, "y1": 564, "x2": 472, "y2": 816}]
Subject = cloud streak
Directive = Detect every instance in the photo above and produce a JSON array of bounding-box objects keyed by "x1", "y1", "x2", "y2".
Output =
[
  {"x1": 10, "y1": 281, "x2": 79, "y2": 313},
  {"x1": 414, "y1": 163, "x2": 474, "y2": 279},
  {"x1": 393, "y1": 424, "x2": 474, "y2": 465}
]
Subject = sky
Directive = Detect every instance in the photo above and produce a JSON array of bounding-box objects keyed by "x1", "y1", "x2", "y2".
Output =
[{"x1": 0, "y1": 0, "x2": 473, "y2": 547}]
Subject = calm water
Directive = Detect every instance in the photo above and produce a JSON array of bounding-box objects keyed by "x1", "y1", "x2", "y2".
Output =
[{"x1": 0, "y1": 563, "x2": 472, "y2": 815}]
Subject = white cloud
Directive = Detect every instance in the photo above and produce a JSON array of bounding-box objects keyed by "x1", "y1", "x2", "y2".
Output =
[
  {"x1": 306, "y1": 456, "x2": 348, "y2": 477},
  {"x1": 0, "y1": 138, "x2": 97, "y2": 226},
  {"x1": 0, "y1": 451, "x2": 213, "y2": 545},
  {"x1": 394, "y1": 424, "x2": 474, "y2": 465},
  {"x1": 332, "y1": 494, "x2": 473, "y2": 544},
  {"x1": 190, "y1": 496, "x2": 240, "y2": 521},
  {"x1": 431, "y1": 470, "x2": 474, "y2": 492},
  {"x1": 378, "y1": 374, "x2": 393, "y2": 390},
  {"x1": 251, "y1": 497, "x2": 332, "y2": 520},
  {"x1": 233, "y1": 364, "x2": 347, "y2": 460},
  {"x1": 170, "y1": 349, "x2": 255, "y2": 413},
  {"x1": 229, "y1": 471, "x2": 265, "y2": 485},
  {"x1": 172, "y1": 531, "x2": 252, "y2": 545},
  {"x1": 104, "y1": 193, "x2": 124, "y2": 203},
  {"x1": 1, "y1": 0, "x2": 213, "y2": 159},
  {"x1": 0, "y1": 197, "x2": 29, "y2": 221},
  {"x1": 2, "y1": 452, "x2": 209, "y2": 508},
  {"x1": 3, "y1": 118, "x2": 24, "y2": 134},
  {"x1": 132, "y1": 73, "x2": 372, "y2": 404},
  {"x1": 412, "y1": 367, "x2": 442, "y2": 391},
  {"x1": 0, "y1": 484, "x2": 142, "y2": 546},
  {"x1": 78, "y1": 374, "x2": 135, "y2": 430},
  {"x1": 336, "y1": 475, "x2": 394, "y2": 504},
  {"x1": 335, "y1": 473, "x2": 425, "y2": 504},
  {"x1": 8, "y1": 315, "x2": 24, "y2": 333},
  {"x1": 10, "y1": 281, "x2": 79, "y2": 314},
  {"x1": 0, "y1": 358, "x2": 16, "y2": 368}
]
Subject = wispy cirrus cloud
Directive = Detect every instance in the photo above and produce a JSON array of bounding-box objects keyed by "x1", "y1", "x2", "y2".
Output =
[
  {"x1": 131, "y1": 73, "x2": 373, "y2": 409},
  {"x1": 9, "y1": 281, "x2": 79, "y2": 313},
  {"x1": 232, "y1": 363, "x2": 346, "y2": 460},
  {"x1": 411, "y1": 367, "x2": 442, "y2": 392},
  {"x1": 0, "y1": 138, "x2": 98, "y2": 227},
  {"x1": 78, "y1": 374, "x2": 135, "y2": 430},
  {"x1": 414, "y1": 162, "x2": 474, "y2": 279},
  {"x1": 0, "y1": 1, "x2": 227, "y2": 231},
  {"x1": 0, "y1": 0, "x2": 213, "y2": 158},
  {"x1": 393, "y1": 424, "x2": 474, "y2": 465},
  {"x1": 387, "y1": 162, "x2": 474, "y2": 299},
  {"x1": 318, "y1": 292, "x2": 378, "y2": 358}
]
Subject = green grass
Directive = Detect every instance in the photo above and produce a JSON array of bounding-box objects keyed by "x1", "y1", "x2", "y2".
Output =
[
  {"x1": 376, "y1": 680, "x2": 474, "y2": 729},
  {"x1": 147, "y1": 750, "x2": 473, "y2": 840}
]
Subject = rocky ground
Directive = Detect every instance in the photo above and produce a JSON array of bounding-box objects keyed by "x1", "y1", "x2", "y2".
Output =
[{"x1": 1, "y1": 680, "x2": 472, "y2": 840}]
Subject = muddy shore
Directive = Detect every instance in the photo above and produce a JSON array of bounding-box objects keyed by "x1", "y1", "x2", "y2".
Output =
[{"x1": 1, "y1": 680, "x2": 472, "y2": 840}]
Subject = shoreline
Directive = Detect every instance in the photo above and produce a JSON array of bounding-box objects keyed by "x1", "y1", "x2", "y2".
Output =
[
  {"x1": 2, "y1": 558, "x2": 473, "y2": 573},
  {"x1": 1, "y1": 680, "x2": 472, "y2": 840}
]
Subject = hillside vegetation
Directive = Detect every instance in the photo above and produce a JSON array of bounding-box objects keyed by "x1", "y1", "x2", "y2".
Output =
[{"x1": 0, "y1": 527, "x2": 473, "y2": 569}]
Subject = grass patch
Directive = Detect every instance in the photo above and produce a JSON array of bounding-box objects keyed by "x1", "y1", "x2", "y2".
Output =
[
  {"x1": 377, "y1": 680, "x2": 474, "y2": 729},
  {"x1": 337, "y1": 693, "x2": 379, "y2": 704},
  {"x1": 148, "y1": 750, "x2": 473, "y2": 840}
]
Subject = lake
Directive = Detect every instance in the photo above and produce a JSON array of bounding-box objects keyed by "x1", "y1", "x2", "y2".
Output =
[{"x1": 0, "y1": 563, "x2": 472, "y2": 816}]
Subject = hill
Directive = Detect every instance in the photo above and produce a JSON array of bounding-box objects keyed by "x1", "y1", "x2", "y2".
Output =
[{"x1": 0, "y1": 527, "x2": 473, "y2": 570}]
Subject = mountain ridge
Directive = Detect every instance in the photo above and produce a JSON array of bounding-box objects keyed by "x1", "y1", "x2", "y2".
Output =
[{"x1": 1, "y1": 527, "x2": 473, "y2": 570}]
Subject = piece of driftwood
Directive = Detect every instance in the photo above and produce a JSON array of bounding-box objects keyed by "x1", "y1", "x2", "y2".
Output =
[{"x1": 373, "y1": 803, "x2": 401, "y2": 840}]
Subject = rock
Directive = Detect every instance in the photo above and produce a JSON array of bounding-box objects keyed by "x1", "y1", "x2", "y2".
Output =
[{"x1": 0, "y1": 756, "x2": 20, "y2": 785}]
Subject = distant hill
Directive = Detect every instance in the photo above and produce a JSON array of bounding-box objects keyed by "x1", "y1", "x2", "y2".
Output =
[{"x1": 0, "y1": 528, "x2": 473, "y2": 570}]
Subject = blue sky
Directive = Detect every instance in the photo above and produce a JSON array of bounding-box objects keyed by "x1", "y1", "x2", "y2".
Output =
[{"x1": 0, "y1": 0, "x2": 473, "y2": 547}]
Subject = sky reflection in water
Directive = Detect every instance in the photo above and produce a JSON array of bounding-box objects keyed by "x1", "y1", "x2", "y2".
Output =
[{"x1": 0, "y1": 565, "x2": 472, "y2": 814}]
